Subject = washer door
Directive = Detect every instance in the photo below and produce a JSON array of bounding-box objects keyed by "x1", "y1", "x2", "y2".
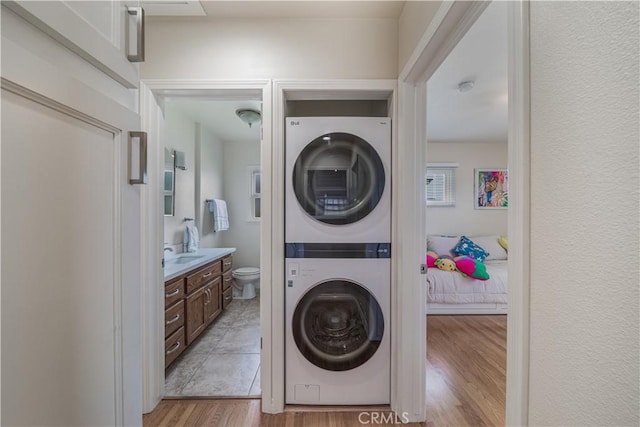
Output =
[
  {"x1": 292, "y1": 280, "x2": 384, "y2": 371},
  {"x1": 292, "y1": 133, "x2": 385, "y2": 225}
]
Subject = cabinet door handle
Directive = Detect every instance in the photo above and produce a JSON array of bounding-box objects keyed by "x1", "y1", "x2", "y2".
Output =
[
  {"x1": 166, "y1": 314, "x2": 180, "y2": 325},
  {"x1": 202, "y1": 272, "x2": 212, "y2": 279},
  {"x1": 127, "y1": 7, "x2": 145, "y2": 62},
  {"x1": 204, "y1": 289, "x2": 210, "y2": 303},
  {"x1": 225, "y1": 295, "x2": 232, "y2": 301},
  {"x1": 128, "y1": 131, "x2": 148, "y2": 185},
  {"x1": 224, "y1": 277, "x2": 232, "y2": 282},
  {"x1": 165, "y1": 288, "x2": 180, "y2": 298},
  {"x1": 166, "y1": 342, "x2": 181, "y2": 354}
]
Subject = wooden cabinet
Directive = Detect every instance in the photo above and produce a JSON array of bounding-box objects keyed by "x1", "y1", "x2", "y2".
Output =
[
  {"x1": 221, "y1": 256, "x2": 234, "y2": 308},
  {"x1": 165, "y1": 277, "x2": 184, "y2": 307},
  {"x1": 222, "y1": 270, "x2": 233, "y2": 309},
  {"x1": 186, "y1": 262, "x2": 221, "y2": 294},
  {"x1": 204, "y1": 278, "x2": 222, "y2": 325},
  {"x1": 186, "y1": 286, "x2": 207, "y2": 344},
  {"x1": 222, "y1": 255, "x2": 233, "y2": 273},
  {"x1": 164, "y1": 254, "x2": 233, "y2": 367},
  {"x1": 165, "y1": 326, "x2": 185, "y2": 368},
  {"x1": 222, "y1": 287, "x2": 233, "y2": 310},
  {"x1": 165, "y1": 300, "x2": 184, "y2": 338}
]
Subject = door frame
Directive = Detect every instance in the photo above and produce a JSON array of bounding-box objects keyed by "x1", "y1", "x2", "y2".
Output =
[
  {"x1": 139, "y1": 79, "x2": 272, "y2": 413},
  {"x1": 395, "y1": 1, "x2": 531, "y2": 423}
]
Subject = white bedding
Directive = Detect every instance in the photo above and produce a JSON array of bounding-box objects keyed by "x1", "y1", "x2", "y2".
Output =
[{"x1": 426, "y1": 260, "x2": 508, "y2": 304}]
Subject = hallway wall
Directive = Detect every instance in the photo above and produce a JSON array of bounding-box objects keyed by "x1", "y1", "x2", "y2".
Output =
[
  {"x1": 528, "y1": 2, "x2": 639, "y2": 425},
  {"x1": 141, "y1": 18, "x2": 398, "y2": 79}
]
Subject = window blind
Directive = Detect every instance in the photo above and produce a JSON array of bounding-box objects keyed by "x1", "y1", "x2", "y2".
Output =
[{"x1": 425, "y1": 164, "x2": 457, "y2": 207}]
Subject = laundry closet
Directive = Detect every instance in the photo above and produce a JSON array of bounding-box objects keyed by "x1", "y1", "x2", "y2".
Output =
[{"x1": 281, "y1": 96, "x2": 394, "y2": 405}]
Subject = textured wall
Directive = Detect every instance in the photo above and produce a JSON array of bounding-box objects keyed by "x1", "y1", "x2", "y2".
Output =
[
  {"x1": 141, "y1": 18, "x2": 397, "y2": 79},
  {"x1": 426, "y1": 142, "x2": 508, "y2": 237},
  {"x1": 529, "y1": 2, "x2": 639, "y2": 425}
]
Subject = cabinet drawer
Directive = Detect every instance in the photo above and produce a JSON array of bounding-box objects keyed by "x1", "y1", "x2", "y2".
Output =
[
  {"x1": 165, "y1": 300, "x2": 185, "y2": 338},
  {"x1": 186, "y1": 261, "x2": 221, "y2": 294},
  {"x1": 164, "y1": 277, "x2": 185, "y2": 308},
  {"x1": 165, "y1": 326, "x2": 185, "y2": 368},
  {"x1": 222, "y1": 287, "x2": 233, "y2": 309},
  {"x1": 221, "y1": 255, "x2": 233, "y2": 273},
  {"x1": 222, "y1": 270, "x2": 233, "y2": 291}
]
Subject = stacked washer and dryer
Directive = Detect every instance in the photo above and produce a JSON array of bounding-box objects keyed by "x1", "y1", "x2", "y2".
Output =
[{"x1": 285, "y1": 117, "x2": 391, "y2": 405}]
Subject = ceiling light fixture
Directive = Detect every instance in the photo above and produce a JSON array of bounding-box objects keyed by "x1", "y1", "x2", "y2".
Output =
[
  {"x1": 236, "y1": 109, "x2": 261, "y2": 128},
  {"x1": 457, "y1": 80, "x2": 475, "y2": 93}
]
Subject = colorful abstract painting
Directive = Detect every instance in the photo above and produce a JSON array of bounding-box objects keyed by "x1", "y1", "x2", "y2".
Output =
[{"x1": 475, "y1": 169, "x2": 508, "y2": 209}]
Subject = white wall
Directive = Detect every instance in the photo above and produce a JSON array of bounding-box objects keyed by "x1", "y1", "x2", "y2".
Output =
[
  {"x1": 163, "y1": 102, "x2": 260, "y2": 267},
  {"x1": 163, "y1": 103, "x2": 196, "y2": 251},
  {"x1": 398, "y1": 1, "x2": 441, "y2": 75},
  {"x1": 529, "y1": 2, "x2": 639, "y2": 425},
  {"x1": 221, "y1": 139, "x2": 261, "y2": 271},
  {"x1": 141, "y1": 18, "x2": 397, "y2": 79},
  {"x1": 198, "y1": 126, "x2": 225, "y2": 249},
  {"x1": 426, "y1": 142, "x2": 507, "y2": 237}
]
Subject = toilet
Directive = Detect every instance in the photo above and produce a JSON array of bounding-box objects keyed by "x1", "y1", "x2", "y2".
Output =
[{"x1": 231, "y1": 267, "x2": 259, "y2": 299}]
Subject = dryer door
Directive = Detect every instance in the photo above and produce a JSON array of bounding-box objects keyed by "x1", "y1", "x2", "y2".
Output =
[
  {"x1": 292, "y1": 133, "x2": 385, "y2": 225},
  {"x1": 292, "y1": 280, "x2": 384, "y2": 371}
]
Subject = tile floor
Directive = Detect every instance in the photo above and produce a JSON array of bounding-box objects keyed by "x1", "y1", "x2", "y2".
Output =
[{"x1": 165, "y1": 294, "x2": 261, "y2": 397}]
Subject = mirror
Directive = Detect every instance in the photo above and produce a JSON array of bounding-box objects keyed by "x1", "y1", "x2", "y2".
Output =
[{"x1": 163, "y1": 148, "x2": 175, "y2": 216}]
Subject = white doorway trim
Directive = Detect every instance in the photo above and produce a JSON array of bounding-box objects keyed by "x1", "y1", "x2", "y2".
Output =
[
  {"x1": 138, "y1": 79, "x2": 272, "y2": 414},
  {"x1": 395, "y1": 1, "x2": 531, "y2": 424}
]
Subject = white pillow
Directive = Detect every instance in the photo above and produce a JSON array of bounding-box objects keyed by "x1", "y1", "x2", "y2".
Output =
[
  {"x1": 427, "y1": 235, "x2": 461, "y2": 256},
  {"x1": 470, "y1": 235, "x2": 508, "y2": 261}
]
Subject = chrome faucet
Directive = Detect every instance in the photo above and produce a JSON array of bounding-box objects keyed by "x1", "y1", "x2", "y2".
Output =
[{"x1": 164, "y1": 247, "x2": 174, "y2": 253}]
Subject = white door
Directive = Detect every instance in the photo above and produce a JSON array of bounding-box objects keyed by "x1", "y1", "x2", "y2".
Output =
[
  {"x1": 0, "y1": 93, "x2": 142, "y2": 426},
  {"x1": 1, "y1": 6, "x2": 143, "y2": 425}
]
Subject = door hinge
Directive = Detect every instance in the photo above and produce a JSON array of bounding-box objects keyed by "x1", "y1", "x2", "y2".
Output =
[
  {"x1": 260, "y1": 337, "x2": 263, "y2": 349},
  {"x1": 162, "y1": 258, "x2": 165, "y2": 268},
  {"x1": 420, "y1": 264, "x2": 427, "y2": 274}
]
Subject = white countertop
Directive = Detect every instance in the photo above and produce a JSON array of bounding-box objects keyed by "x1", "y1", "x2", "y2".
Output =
[{"x1": 164, "y1": 247, "x2": 236, "y2": 281}]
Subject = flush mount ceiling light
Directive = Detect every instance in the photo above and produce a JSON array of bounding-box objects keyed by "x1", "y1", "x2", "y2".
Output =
[
  {"x1": 236, "y1": 109, "x2": 261, "y2": 128},
  {"x1": 457, "y1": 80, "x2": 475, "y2": 93}
]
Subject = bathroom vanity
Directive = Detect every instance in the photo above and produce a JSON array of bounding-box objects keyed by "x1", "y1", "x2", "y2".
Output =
[{"x1": 163, "y1": 248, "x2": 235, "y2": 368}]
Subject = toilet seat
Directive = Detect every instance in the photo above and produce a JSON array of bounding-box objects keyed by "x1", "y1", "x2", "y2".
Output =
[{"x1": 233, "y1": 267, "x2": 260, "y2": 276}]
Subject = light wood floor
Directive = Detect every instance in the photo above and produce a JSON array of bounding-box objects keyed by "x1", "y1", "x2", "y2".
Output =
[{"x1": 143, "y1": 315, "x2": 507, "y2": 427}]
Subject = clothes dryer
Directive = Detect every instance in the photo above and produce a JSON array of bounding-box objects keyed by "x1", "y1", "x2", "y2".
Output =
[
  {"x1": 285, "y1": 117, "x2": 391, "y2": 243},
  {"x1": 285, "y1": 244, "x2": 390, "y2": 405}
]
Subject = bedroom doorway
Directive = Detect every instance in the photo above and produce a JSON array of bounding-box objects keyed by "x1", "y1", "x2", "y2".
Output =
[
  {"x1": 400, "y1": 2, "x2": 529, "y2": 424},
  {"x1": 417, "y1": 0, "x2": 521, "y2": 424}
]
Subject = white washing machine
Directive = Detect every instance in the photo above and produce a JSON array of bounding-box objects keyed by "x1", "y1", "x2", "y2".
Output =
[
  {"x1": 285, "y1": 117, "x2": 391, "y2": 243},
  {"x1": 285, "y1": 248, "x2": 390, "y2": 405}
]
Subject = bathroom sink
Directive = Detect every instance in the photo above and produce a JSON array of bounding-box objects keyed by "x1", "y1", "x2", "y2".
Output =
[{"x1": 166, "y1": 255, "x2": 204, "y2": 264}]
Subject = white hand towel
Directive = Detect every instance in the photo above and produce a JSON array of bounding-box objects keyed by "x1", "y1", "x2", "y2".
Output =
[
  {"x1": 185, "y1": 225, "x2": 199, "y2": 252},
  {"x1": 208, "y1": 199, "x2": 229, "y2": 232}
]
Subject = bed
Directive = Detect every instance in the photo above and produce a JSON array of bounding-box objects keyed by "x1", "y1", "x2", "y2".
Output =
[{"x1": 426, "y1": 235, "x2": 508, "y2": 315}]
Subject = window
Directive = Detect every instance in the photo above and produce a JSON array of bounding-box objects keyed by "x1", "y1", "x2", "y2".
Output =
[
  {"x1": 425, "y1": 163, "x2": 457, "y2": 207},
  {"x1": 250, "y1": 168, "x2": 261, "y2": 220}
]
